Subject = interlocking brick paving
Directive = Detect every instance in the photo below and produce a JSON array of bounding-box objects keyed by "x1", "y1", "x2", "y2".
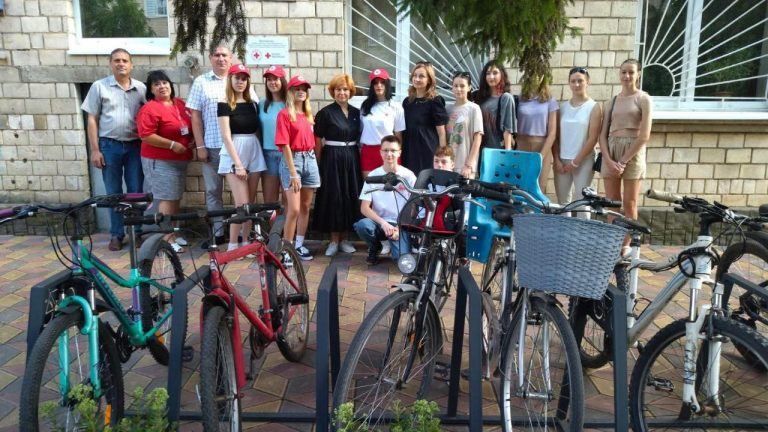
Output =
[{"x1": 0, "y1": 234, "x2": 739, "y2": 431}]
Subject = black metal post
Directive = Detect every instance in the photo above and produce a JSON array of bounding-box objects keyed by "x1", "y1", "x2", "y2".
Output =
[
  {"x1": 608, "y1": 284, "x2": 628, "y2": 431},
  {"x1": 446, "y1": 269, "x2": 467, "y2": 417},
  {"x1": 166, "y1": 265, "x2": 209, "y2": 425},
  {"x1": 460, "y1": 267, "x2": 484, "y2": 431},
  {"x1": 316, "y1": 264, "x2": 341, "y2": 432}
]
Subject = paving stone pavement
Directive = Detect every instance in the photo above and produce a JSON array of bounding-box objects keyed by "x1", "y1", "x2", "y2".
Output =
[{"x1": 0, "y1": 234, "x2": 713, "y2": 431}]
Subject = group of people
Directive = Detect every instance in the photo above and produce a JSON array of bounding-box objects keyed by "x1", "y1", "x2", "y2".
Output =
[{"x1": 84, "y1": 45, "x2": 651, "y2": 261}]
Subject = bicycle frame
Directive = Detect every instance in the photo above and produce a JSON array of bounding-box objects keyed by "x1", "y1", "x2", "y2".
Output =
[
  {"x1": 203, "y1": 240, "x2": 302, "y2": 390},
  {"x1": 624, "y1": 234, "x2": 715, "y2": 346}
]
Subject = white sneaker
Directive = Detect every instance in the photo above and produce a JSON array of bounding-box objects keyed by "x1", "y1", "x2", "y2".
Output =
[
  {"x1": 339, "y1": 240, "x2": 356, "y2": 254},
  {"x1": 175, "y1": 236, "x2": 188, "y2": 246},
  {"x1": 325, "y1": 242, "x2": 339, "y2": 256},
  {"x1": 380, "y1": 241, "x2": 390, "y2": 256}
]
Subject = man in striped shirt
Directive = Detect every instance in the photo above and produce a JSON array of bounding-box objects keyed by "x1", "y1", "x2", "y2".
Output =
[
  {"x1": 82, "y1": 48, "x2": 146, "y2": 251},
  {"x1": 187, "y1": 45, "x2": 232, "y2": 244}
]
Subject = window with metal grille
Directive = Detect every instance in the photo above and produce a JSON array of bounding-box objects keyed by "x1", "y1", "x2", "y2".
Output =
[{"x1": 639, "y1": 0, "x2": 768, "y2": 112}]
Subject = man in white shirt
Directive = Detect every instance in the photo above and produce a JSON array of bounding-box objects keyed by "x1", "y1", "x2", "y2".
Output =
[
  {"x1": 354, "y1": 135, "x2": 416, "y2": 265},
  {"x1": 81, "y1": 48, "x2": 146, "y2": 251},
  {"x1": 186, "y1": 45, "x2": 232, "y2": 244}
]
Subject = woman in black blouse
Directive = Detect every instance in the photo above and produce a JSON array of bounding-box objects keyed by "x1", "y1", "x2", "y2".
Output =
[
  {"x1": 402, "y1": 61, "x2": 448, "y2": 175},
  {"x1": 313, "y1": 73, "x2": 362, "y2": 257},
  {"x1": 218, "y1": 64, "x2": 265, "y2": 252}
]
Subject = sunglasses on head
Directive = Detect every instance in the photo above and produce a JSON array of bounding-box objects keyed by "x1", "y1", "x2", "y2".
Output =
[
  {"x1": 452, "y1": 71, "x2": 471, "y2": 79},
  {"x1": 569, "y1": 67, "x2": 588, "y2": 75}
]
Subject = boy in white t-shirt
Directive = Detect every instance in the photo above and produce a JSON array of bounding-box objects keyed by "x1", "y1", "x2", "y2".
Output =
[{"x1": 354, "y1": 135, "x2": 416, "y2": 265}]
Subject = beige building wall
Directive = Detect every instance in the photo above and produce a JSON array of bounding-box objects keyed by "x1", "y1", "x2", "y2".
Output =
[{"x1": 0, "y1": 0, "x2": 765, "y2": 212}]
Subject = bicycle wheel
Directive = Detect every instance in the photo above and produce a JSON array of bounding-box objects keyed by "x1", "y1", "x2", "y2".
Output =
[
  {"x1": 19, "y1": 313, "x2": 124, "y2": 431},
  {"x1": 332, "y1": 290, "x2": 442, "y2": 429},
  {"x1": 266, "y1": 241, "x2": 309, "y2": 362},
  {"x1": 717, "y1": 238, "x2": 768, "y2": 368},
  {"x1": 629, "y1": 316, "x2": 768, "y2": 431},
  {"x1": 140, "y1": 238, "x2": 184, "y2": 366},
  {"x1": 426, "y1": 241, "x2": 457, "y2": 312},
  {"x1": 200, "y1": 305, "x2": 241, "y2": 432},
  {"x1": 499, "y1": 295, "x2": 584, "y2": 432},
  {"x1": 479, "y1": 291, "x2": 501, "y2": 378},
  {"x1": 568, "y1": 265, "x2": 628, "y2": 369}
]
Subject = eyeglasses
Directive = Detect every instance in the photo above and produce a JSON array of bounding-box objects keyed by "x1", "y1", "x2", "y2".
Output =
[
  {"x1": 380, "y1": 148, "x2": 401, "y2": 154},
  {"x1": 569, "y1": 67, "x2": 588, "y2": 75}
]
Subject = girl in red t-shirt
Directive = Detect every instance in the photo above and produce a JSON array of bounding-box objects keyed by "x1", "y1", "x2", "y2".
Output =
[{"x1": 275, "y1": 76, "x2": 320, "y2": 261}]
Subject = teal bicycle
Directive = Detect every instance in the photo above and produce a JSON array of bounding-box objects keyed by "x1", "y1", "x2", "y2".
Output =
[{"x1": 0, "y1": 193, "x2": 186, "y2": 430}]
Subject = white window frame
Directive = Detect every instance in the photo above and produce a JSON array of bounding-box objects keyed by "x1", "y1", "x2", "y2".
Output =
[
  {"x1": 636, "y1": 0, "x2": 768, "y2": 119},
  {"x1": 68, "y1": 0, "x2": 170, "y2": 56}
]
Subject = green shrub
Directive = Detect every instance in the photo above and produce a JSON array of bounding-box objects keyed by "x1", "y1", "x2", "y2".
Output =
[
  {"x1": 334, "y1": 399, "x2": 440, "y2": 432},
  {"x1": 41, "y1": 384, "x2": 172, "y2": 432}
]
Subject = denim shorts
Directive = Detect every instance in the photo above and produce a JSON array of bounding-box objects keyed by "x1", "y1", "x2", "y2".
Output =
[
  {"x1": 279, "y1": 150, "x2": 321, "y2": 189},
  {"x1": 263, "y1": 149, "x2": 283, "y2": 177}
]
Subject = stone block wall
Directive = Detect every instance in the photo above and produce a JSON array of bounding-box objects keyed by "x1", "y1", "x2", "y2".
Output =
[{"x1": 0, "y1": 0, "x2": 344, "y2": 211}]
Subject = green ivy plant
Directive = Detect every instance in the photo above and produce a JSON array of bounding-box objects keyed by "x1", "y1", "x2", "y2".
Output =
[
  {"x1": 41, "y1": 385, "x2": 173, "y2": 432},
  {"x1": 334, "y1": 399, "x2": 441, "y2": 432}
]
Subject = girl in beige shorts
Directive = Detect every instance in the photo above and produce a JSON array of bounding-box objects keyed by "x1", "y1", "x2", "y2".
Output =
[{"x1": 599, "y1": 59, "x2": 653, "y2": 254}]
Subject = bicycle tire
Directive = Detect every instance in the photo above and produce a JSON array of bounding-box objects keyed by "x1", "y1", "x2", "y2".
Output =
[
  {"x1": 629, "y1": 316, "x2": 768, "y2": 431},
  {"x1": 266, "y1": 241, "x2": 309, "y2": 362},
  {"x1": 568, "y1": 265, "x2": 628, "y2": 369},
  {"x1": 199, "y1": 305, "x2": 242, "y2": 432},
  {"x1": 19, "y1": 313, "x2": 124, "y2": 431},
  {"x1": 481, "y1": 237, "x2": 508, "y2": 321},
  {"x1": 499, "y1": 295, "x2": 584, "y2": 432},
  {"x1": 139, "y1": 239, "x2": 185, "y2": 366},
  {"x1": 332, "y1": 290, "x2": 442, "y2": 429},
  {"x1": 716, "y1": 238, "x2": 768, "y2": 369}
]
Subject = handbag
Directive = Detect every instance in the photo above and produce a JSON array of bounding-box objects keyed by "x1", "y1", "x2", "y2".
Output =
[{"x1": 594, "y1": 96, "x2": 617, "y2": 173}]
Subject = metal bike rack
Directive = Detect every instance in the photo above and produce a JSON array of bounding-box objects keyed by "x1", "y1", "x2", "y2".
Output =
[
  {"x1": 26, "y1": 269, "x2": 76, "y2": 360},
  {"x1": 446, "y1": 268, "x2": 630, "y2": 431},
  {"x1": 166, "y1": 264, "x2": 341, "y2": 429}
]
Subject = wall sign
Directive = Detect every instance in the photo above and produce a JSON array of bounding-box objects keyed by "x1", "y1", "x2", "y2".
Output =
[{"x1": 246, "y1": 37, "x2": 290, "y2": 66}]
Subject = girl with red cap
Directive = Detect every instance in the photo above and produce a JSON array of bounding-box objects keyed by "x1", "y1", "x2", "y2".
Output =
[
  {"x1": 218, "y1": 63, "x2": 266, "y2": 253},
  {"x1": 259, "y1": 65, "x2": 287, "y2": 204},
  {"x1": 359, "y1": 68, "x2": 405, "y2": 178},
  {"x1": 275, "y1": 76, "x2": 320, "y2": 261}
]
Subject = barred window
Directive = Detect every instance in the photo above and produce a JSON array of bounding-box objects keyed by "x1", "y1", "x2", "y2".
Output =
[{"x1": 639, "y1": 0, "x2": 768, "y2": 112}]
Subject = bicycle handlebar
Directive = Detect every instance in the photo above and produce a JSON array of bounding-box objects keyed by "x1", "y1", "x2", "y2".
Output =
[{"x1": 646, "y1": 189, "x2": 683, "y2": 204}]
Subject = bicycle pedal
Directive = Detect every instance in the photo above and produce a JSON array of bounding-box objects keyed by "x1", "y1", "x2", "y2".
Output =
[
  {"x1": 182, "y1": 345, "x2": 194, "y2": 362},
  {"x1": 433, "y1": 361, "x2": 451, "y2": 382},
  {"x1": 286, "y1": 293, "x2": 309, "y2": 305}
]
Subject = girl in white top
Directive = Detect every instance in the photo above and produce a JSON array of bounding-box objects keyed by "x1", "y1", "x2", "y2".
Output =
[
  {"x1": 553, "y1": 67, "x2": 602, "y2": 219},
  {"x1": 359, "y1": 68, "x2": 406, "y2": 177}
]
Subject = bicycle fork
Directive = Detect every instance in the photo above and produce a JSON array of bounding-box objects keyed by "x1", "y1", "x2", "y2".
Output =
[
  {"x1": 57, "y1": 289, "x2": 101, "y2": 399},
  {"x1": 515, "y1": 295, "x2": 553, "y2": 401}
]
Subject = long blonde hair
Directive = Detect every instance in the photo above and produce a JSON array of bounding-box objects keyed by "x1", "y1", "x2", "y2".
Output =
[
  {"x1": 286, "y1": 86, "x2": 314, "y2": 124},
  {"x1": 407, "y1": 62, "x2": 438, "y2": 102},
  {"x1": 226, "y1": 73, "x2": 253, "y2": 110}
]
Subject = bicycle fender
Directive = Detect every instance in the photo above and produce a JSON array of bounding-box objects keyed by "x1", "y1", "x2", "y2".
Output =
[
  {"x1": 393, "y1": 283, "x2": 420, "y2": 293},
  {"x1": 137, "y1": 233, "x2": 167, "y2": 263},
  {"x1": 267, "y1": 215, "x2": 286, "y2": 254},
  {"x1": 531, "y1": 291, "x2": 563, "y2": 308}
]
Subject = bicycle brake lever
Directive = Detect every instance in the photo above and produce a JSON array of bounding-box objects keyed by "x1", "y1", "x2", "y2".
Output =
[{"x1": 464, "y1": 197, "x2": 486, "y2": 210}]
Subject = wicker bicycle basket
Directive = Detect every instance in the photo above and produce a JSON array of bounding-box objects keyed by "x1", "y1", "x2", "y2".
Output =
[{"x1": 513, "y1": 213, "x2": 627, "y2": 300}]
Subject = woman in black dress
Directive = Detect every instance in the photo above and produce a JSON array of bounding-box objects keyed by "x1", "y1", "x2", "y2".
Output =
[
  {"x1": 402, "y1": 61, "x2": 448, "y2": 175},
  {"x1": 313, "y1": 73, "x2": 363, "y2": 257}
]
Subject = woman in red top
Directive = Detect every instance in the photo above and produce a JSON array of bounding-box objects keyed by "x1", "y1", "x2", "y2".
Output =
[
  {"x1": 275, "y1": 76, "x2": 320, "y2": 261},
  {"x1": 137, "y1": 70, "x2": 193, "y2": 252}
]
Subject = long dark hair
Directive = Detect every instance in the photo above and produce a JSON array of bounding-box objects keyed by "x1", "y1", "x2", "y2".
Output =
[
  {"x1": 144, "y1": 70, "x2": 175, "y2": 101},
  {"x1": 361, "y1": 78, "x2": 394, "y2": 116},
  {"x1": 474, "y1": 60, "x2": 509, "y2": 105},
  {"x1": 263, "y1": 76, "x2": 288, "y2": 113}
]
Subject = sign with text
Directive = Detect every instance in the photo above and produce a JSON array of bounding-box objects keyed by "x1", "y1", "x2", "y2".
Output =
[{"x1": 246, "y1": 37, "x2": 290, "y2": 66}]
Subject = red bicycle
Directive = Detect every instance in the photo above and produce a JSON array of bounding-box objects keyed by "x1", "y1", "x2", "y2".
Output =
[{"x1": 196, "y1": 203, "x2": 310, "y2": 431}]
